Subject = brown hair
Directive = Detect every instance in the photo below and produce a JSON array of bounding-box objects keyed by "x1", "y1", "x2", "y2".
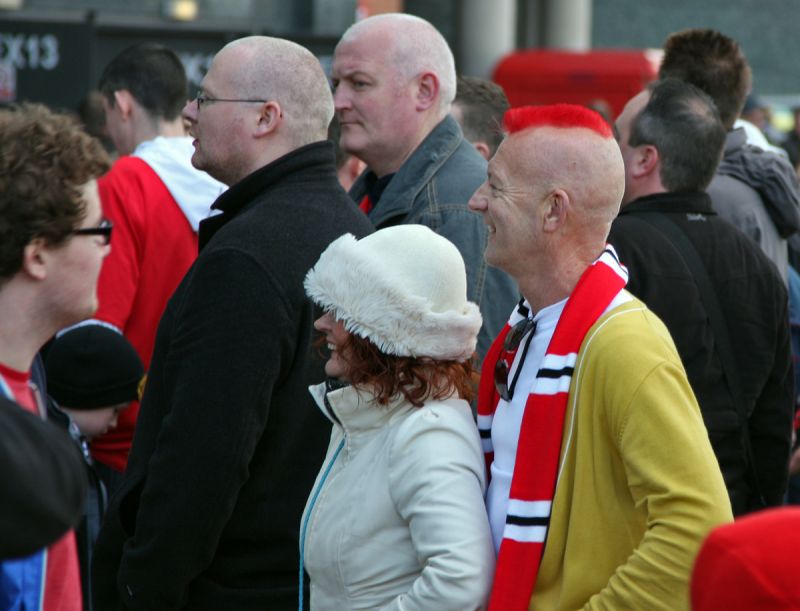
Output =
[
  {"x1": 454, "y1": 75, "x2": 510, "y2": 156},
  {"x1": 318, "y1": 332, "x2": 475, "y2": 407},
  {"x1": 0, "y1": 103, "x2": 111, "y2": 280},
  {"x1": 659, "y1": 29, "x2": 751, "y2": 131}
]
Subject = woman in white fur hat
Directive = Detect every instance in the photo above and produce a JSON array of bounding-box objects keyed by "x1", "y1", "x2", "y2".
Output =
[{"x1": 299, "y1": 224, "x2": 495, "y2": 610}]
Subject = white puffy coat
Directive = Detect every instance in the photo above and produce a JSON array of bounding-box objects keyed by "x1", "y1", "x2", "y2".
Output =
[{"x1": 301, "y1": 382, "x2": 495, "y2": 610}]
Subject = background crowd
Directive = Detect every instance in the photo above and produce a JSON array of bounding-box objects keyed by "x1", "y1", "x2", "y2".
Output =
[{"x1": 1, "y1": 10, "x2": 800, "y2": 611}]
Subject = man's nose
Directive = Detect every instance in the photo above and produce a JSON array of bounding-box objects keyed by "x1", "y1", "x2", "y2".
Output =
[
  {"x1": 333, "y1": 86, "x2": 350, "y2": 112},
  {"x1": 468, "y1": 184, "x2": 489, "y2": 212},
  {"x1": 182, "y1": 98, "x2": 198, "y2": 123}
]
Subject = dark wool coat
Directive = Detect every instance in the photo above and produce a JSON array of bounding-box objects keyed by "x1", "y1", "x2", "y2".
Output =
[
  {"x1": 609, "y1": 191, "x2": 793, "y2": 516},
  {"x1": 92, "y1": 142, "x2": 374, "y2": 610}
]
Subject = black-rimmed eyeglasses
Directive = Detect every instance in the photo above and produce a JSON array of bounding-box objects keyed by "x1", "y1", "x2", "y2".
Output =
[
  {"x1": 72, "y1": 218, "x2": 113, "y2": 245},
  {"x1": 494, "y1": 317, "x2": 536, "y2": 402},
  {"x1": 195, "y1": 93, "x2": 269, "y2": 109}
]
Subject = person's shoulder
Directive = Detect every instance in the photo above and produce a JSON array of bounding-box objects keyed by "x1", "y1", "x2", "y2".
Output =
[
  {"x1": 417, "y1": 124, "x2": 486, "y2": 192},
  {"x1": 318, "y1": 190, "x2": 375, "y2": 233},
  {"x1": 708, "y1": 172, "x2": 761, "y2": 202},
  {"x1": 248, "y1": 185, "x2": 373, "y2": 245},
  {"x1": 99, "y1": 155, "x2": 163, "y2": 197},
  {"x1": 706, "y1": 213, "x2": 786, "y2": 283},
  {"x1": 438, "y1": 137, "x2": 487, "y2": 179},
  {"x1": 104, "y1": 154, "x2": 153, "y2": 178},
  {"x1": 419, "y1": 396, "x2": 476, "y2": 426},
  {"x1": 202, "y1": 188, "x2": 373, "y2": 281},
  {"x1": 609, "y1": 212, "x2": 659, "y2": 244},
  {"x1": 739, "y1": 140, "x2": 795, "y2": 168},
  {"x1": 393, "y1": 397, "x2": 477, "y2": 440},
  {"x1": 609, "y1": 216, "x2": 678, "y2": 282},
  {"x1": 388, "y1": 397, "x2": 483, "y2": 473},
  {"x1": 575, "y1": 300, "x2": 695, "y2": 414},
  {"x1": 583, "y1": 299, "x2": 678, "y2": 367}
]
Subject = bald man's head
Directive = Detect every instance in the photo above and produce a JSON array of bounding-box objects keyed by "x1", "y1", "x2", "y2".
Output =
[
  {"x1": 503, "y1": 105, "x2": 625, "y2": 236},
  {"x1": 184, "y1": 36, "x2": 334, "y2": 185},
  {"x1": 222, "y1": 36, "x2": 334, "y2": 146},
  {"x1": 338, "y1": 13, "x2": 456, "y2": 115},
  {"x1": 468, "y1": 105, "x2": 624, "y2": 284}
]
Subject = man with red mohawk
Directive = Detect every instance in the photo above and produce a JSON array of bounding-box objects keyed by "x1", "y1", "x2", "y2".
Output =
[{"x1": 469, "y1": 104, "x2": 732, "y2": 610}]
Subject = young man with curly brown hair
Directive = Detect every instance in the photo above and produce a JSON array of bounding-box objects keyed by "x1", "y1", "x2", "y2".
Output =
[{"x1": 0, "y1": 102, "x2": 111, "y2": 611}]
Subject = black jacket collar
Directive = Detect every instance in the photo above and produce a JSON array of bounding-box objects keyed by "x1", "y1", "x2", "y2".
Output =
[
  {"x1": 199, "y1": 141, "x2": 336, "y2": 249},
  {"x1": 620, "y1": 191, "x2": 717, "y2": 216}
]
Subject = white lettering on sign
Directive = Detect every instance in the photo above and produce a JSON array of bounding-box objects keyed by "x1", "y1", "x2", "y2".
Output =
[
  {"x1": 0, "y1": 61, "x2": 18, "y2": 102},
  {"x1": 0, "y1": 34, "x2": 60, "y2": 70}
]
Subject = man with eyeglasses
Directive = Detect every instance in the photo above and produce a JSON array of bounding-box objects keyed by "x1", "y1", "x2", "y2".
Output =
[
  {"x1": 0, "y1": 102, "x2": 111, "y2": 611},
  {"x1": 86, "y1": 43, "x2": 226, "y2": 494},
  {"x1": 92, "y1": 36, "x2": 373, "y2": 611},
  {"x1": 468, "y1": 104, "x2": 732, "y2": 610}
]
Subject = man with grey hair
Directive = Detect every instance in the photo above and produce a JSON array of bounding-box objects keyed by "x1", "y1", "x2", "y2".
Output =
[
  {"x1": 92, "y1": 36, "x2": 373, "y2": 610},
  {"x1": 332, "y1": 13, "x2": 517, "y2": 361},
  {"x1": 609, "y1": 78, "x2": 793, "y2": 517}
]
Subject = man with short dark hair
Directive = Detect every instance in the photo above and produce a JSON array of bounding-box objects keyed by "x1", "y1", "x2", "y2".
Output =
[
  {"x1": 0, "y1": 102, "x2": 110, "y2": 611},
  {"x1": 92, "y1": 36, "x2": 373, "y2": 610},
  {"x1": 451, "y1": 75, "x2": 510, "y2": 160},
  {"x1": 90, "y1": 43, "x2": 225, "y2": 487},
  {"x1": 469, "y1": 103, "x2": 731, "y2": 610},
  {"x1": 609, "y1": 78, "x2": 793, "y2": 516},
  {"x1": 333, "y1": 13, "x2": 517, "y2": 360},
  {"x1": 659, "y1": 28, "x2": 800, "y2": 286}
]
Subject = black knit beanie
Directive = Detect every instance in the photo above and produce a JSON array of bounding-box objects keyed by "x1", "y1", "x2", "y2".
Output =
[{"x1": 45, "y1": 324, "x2": 144, "y2": 410}]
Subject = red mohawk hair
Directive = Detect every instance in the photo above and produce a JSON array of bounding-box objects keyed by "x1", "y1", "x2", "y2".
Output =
[{"x1": 503, "y1": 104, "x2": 613, "y2": 139}]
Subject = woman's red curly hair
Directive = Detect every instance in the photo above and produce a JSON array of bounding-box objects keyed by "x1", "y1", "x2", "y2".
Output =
[{"x1": 317, "y1": 332, "x2": 475, "y2": 407}]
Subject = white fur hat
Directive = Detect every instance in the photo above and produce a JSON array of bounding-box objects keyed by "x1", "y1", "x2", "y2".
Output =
[{"x1": 304, "y1": 225, "x2": 482, "y2": 362}]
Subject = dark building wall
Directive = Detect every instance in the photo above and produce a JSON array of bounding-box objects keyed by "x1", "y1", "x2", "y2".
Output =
[{"x1": 593, "y1": 0, "x2": 800, "y2": 94}]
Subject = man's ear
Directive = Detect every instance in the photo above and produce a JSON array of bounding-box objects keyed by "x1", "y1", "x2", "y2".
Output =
[
  {"x1": 472, "y1": 141, "x2": 491, "y2": 161},
  {"x1": 415, "y1": 72, "x2": 439, "y2": 112},
  {"x1": 21, "y1": 238, "x2": 49, "y2": 281},
  {"x1": 113, "y1": 90, "x2": 135, "y2": 120},
  {"x1": 630, "y1": 144, "x2": 659, "y2": 179},
  {"x1": 254, "y1": 101, "x2": 283, "y2": 138},
  {"x1": 542, "y1": 189, "x2": 569, "y2": 233}
]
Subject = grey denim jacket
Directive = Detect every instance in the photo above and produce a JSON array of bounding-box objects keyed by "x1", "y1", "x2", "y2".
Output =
[{"x1": 349, "y1": 116, "x2": 518, "y2": 361}]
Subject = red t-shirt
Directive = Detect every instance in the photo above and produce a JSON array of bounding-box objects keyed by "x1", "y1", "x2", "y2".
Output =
[{"x1": 0, "y1": 362, "x2": 83, "y2": 611}]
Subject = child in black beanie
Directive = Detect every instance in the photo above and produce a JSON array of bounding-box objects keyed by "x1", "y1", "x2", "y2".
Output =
[
  {"x1": 46, "y1": 324, "x2": 144, "y2": 443},
  {"x1": 45, "y1": 323, "x2": 144, "y2": 611}
]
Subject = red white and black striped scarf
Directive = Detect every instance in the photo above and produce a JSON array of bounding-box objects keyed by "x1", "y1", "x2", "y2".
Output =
[{"x1": 478, "y1": 246, "x2": 628, "y2": 611}]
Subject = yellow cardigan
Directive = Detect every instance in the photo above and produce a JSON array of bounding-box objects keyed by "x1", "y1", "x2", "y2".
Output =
[{"x1": 532, "y1": 299, "x2": 733, "y2": 610}]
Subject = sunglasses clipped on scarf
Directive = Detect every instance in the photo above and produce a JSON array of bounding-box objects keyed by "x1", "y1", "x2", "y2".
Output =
[{"x1": 494, "y1": 317, "x2": 537, "y2": 402}]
